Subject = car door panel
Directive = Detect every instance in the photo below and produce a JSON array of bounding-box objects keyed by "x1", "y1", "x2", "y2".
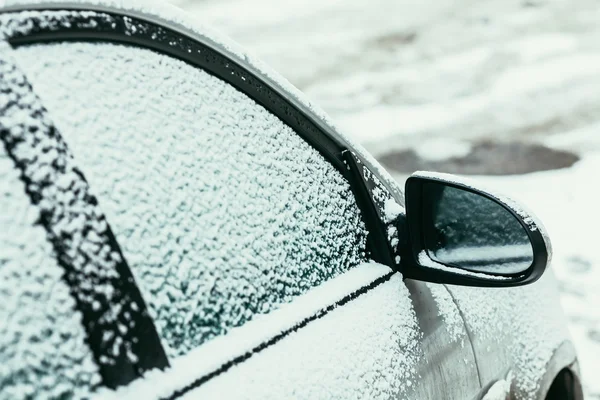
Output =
[
  {"x1": 188, "y1": 274, "x2": 421, "y2": 400},
  {"x1": 100, "y1": 266, "x2": 480, "y2": 400}
]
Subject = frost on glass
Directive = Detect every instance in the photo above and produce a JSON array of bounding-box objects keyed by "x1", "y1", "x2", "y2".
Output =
[
  {"x1": 14, "y1": 42, "x2": 368, "y2": 358},
  {"x1": 0, "y1": 138, "x2": 100, "y2": 398}
]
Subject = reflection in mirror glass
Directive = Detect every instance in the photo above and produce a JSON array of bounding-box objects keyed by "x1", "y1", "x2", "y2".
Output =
[{"x1": 422, "y1": 182, "x2": 533, "y2": 275}]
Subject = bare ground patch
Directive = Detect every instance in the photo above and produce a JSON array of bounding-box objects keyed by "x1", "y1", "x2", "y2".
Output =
[{"x1": 378, "y1": 141, "x2": 580, "y2": 175}]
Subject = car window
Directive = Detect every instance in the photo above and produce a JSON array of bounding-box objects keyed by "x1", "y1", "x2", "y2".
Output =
[
  {"x1": 13, "y1": 41, "x2": 369, "y2": 358},
  {"x1": 0, "y1": 142, "x2": 100, "y2": 398}
]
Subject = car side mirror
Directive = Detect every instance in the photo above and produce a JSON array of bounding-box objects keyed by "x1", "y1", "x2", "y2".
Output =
[{"x1": 399, "y1": 171, "x2": 551, "y2": 287}]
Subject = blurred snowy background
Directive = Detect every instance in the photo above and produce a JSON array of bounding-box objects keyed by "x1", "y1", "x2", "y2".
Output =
[{"x1": 171, "y1": 0, "x2": 599, "y2": 397}]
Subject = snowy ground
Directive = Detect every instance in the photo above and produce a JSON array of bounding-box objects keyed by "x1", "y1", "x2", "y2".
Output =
[{"x1": 173, "y1": 0, "x2": 600, "y2": 397}]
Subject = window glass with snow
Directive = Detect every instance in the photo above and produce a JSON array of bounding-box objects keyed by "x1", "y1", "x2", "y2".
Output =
[
  {"x1": 0, "y1": 132, "x2": 101, "y2": 399},
  {"x1": 11, "y1": 41, "x2": 369, "y2": 359}
]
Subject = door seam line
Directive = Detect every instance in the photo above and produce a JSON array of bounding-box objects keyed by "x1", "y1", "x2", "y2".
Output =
[{"x1": 443, "y1": 284, "x2": 483, "y2": 388}]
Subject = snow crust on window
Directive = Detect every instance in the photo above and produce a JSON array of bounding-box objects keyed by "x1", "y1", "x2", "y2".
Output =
[
  {"x1": 0, "y1": 122, "x2": 100, "y2": 397},
  {"x1": 0, "y1": 0, "x2": 406, "y2": 206},
  {"x1": 101, "y1": 271, "x2": 421, "y2": 400},
  {"x1": 99, "y1": 263, "x2": 399, "y2": 399},
  {"x1": 447, "y1": 271, "x2": 570, "y2": 399},
  {"x1": 13, "y1": 41, "x2": 368, "y2": 358}
]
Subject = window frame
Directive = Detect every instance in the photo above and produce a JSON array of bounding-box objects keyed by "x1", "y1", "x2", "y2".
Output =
[{"x1": 0, "y1": 4, "x2": 399, "y2": 266}]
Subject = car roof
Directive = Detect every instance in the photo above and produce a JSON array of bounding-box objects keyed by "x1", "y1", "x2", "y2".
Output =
[{"x1": 0, "y1": 0, "x2": 406, "y2": 207}]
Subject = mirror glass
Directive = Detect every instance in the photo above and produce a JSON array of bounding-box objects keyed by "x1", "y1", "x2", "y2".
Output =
[{"x1": 422, "y1": 182, "x2": 533, "y2": 275}]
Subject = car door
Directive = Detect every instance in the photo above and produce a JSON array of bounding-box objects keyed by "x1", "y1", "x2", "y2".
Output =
[{"x1": 1, "y1": 4, "x2": 482, "y2": 399}]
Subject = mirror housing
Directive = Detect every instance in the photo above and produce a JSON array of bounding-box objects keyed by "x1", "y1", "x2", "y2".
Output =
[{"x1": 399, "y1": 171, "x2": 551, "y2": 287}]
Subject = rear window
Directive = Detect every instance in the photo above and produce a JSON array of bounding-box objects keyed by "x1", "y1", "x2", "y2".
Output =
[{"x1": 14, "y1": 41, "x2": 368, "y2": 358}]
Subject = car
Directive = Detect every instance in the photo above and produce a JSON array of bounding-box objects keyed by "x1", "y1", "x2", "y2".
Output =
[{"x1": 0, "y1": 1, "x2": 583, "y2": 399}]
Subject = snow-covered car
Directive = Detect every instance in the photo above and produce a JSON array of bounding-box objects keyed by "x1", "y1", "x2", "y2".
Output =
[{"x1": 0, "y1": 1, "x2": 583, "y2": 399}]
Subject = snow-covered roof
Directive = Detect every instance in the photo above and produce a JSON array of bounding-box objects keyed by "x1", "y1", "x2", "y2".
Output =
[{"x1": 0, "y1": 0, "x2": 406, "y2": 207}]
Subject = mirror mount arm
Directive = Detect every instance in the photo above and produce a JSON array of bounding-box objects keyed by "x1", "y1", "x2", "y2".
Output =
[
  {"x1": 393, "y1": 212, "x2": 411, "y2": 273},
  {"x1": 395, "y1": 213, "x2": 450, "y2": 284}
]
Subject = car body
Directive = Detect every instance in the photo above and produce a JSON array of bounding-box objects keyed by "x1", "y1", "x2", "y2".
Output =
[{"x1": 0, "y1": 1, "x2": 582, "y2": 399}]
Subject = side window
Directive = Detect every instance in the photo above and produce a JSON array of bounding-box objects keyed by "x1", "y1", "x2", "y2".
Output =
[
  {"x1": 13, "y1": 42, "x2": 368, "y2": 358},
  {"x1": 0, "y1": 139, "x2": 100, "y2": 398}
]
